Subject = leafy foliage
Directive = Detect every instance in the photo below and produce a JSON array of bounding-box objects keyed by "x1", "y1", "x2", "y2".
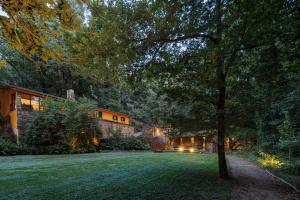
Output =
[
  {"x1": 0, "y1": 0, "x2": 82, "y2": 61},
  {"x1": 0, "y1": 0, "x2": 299, "y2": 177},
  {"x1": 99, "y1": 138, "x2": 150, "y2": 151},
  {"x1": 25, "y1": 98, "x2": 101, "y2": 154},
  {"x1": 0, "y1": 138, "x2": 30, "y2": 155}
]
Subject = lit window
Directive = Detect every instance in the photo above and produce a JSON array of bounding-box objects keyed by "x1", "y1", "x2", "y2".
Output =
[
  {"x1": 191, "y1": 137, "x2": 194, "y2": 144},
  {"x1": 113, "y1": 115, "x2": 118, "y2": 121},
  {"x1": 121, "y1": 117, "x2": 125, "y2": 122},
  {"x1": 20, "y1": 94, "x2": 43, "y2": 112},
  {"x1": 20, "y1": 94, "x2": 31, "y2": 111},
  {"x1": 31, "y1": 96, "x2": 40, "y2": 111}
]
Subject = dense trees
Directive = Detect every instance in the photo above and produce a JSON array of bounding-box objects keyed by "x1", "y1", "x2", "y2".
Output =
[
  {"x1": 0, "y1": 0, "x2": 299, "y2": 178},
  {"x1": 0, "y1": 0, "x2": 82, "y2": 61},
  {"x1": 83, "y1": 0, "x2": 299, "y2": 178}
]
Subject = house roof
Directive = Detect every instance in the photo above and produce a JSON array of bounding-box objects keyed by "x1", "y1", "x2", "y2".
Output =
[
  {"x1": 3, "y1": 85, "x2": 63, "y2": 100},
  {"x1": 2, "y1": 85, "x2": 131, "y2": 118},
  {"x1": 96, "y1": 107, "x2": 131, "y2": 118}
]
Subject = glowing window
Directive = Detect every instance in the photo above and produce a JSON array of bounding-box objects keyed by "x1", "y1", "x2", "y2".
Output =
[
  {"x1": 191, "y1": 137, "x2": 194, "y2": 144},
  {"x1": 31, "y1": 96, "x2": 40, "y2": 111},
  {"x1": 20, "y1": 94, "x2": 43, "y2": 111},
  {"x1": 20, "y1": 94, "x2": 31, "y2": 111},
  {"x1": 113, "y1": 115, "x2": 118, "y2": 121}
]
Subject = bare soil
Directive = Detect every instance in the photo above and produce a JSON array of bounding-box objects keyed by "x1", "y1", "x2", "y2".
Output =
[{"x1": 228, "y1": 155, "x2": 300, "y2": 200}]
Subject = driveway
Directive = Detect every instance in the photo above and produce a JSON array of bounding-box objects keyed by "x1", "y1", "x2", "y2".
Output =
[{"x1": 228, "y1": 155, "x2": 300, "y2": 200}]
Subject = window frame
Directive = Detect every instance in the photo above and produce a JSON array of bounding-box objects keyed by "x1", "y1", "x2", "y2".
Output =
[
  {"x1": 10, "y1": 93, "x2": 16, "y2": 111},
  {"x1": 20, "y1": 93, "x2": 43, "y2": 112},
  {"x1": 112, "y1": 115, "x2": 118, "y2": 121},
  {"x1": 121, "y1": 117, "x2": 125, "y2": 122}
]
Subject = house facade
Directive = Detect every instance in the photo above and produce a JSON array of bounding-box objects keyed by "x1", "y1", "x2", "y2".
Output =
[
  {"x1": 95, "y1": 108, "x2": 134, "y2": 138},
  {"x1": 152, "y1": 128, "x2": 242, "y2": 152},
  {"x1": 0, "y1": 85, "x2": 134, "y2": 143}
]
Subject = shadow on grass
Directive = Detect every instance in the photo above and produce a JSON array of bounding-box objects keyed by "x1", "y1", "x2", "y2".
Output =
[{"x1": 0, "y1": 153, "x2": 232, "y2": 200}]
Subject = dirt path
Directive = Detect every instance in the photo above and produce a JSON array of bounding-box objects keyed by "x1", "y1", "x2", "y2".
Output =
[{"x1": 228, "y1": 155, "x2": 300, "y2": 200}]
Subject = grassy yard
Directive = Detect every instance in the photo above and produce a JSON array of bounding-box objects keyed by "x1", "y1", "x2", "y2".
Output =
[{"x1": 0, "y1": 152, "x2": 231, "y2": 200}]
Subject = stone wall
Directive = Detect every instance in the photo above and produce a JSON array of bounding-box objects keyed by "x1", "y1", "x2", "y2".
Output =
[
  {"x1": 0, "y1": 115, "x2": 14, "y2": 139},
  {"x1": 98, "y1": 120, "x2": 134, "y2": 138},
  {"x1": 16, "y1": 93, "x2": 32, "y2": 142}
]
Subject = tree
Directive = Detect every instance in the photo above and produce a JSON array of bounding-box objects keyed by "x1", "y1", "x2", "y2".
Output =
[
  {"x1": 0, "y1": 0, "x2": 82, "y2": 61},
  {"x1": 106, "y1": 0, "x2": 288, "y2": 178},
  {"x1": 277, "y1": 111, "x2": 298, "y2": 163}
]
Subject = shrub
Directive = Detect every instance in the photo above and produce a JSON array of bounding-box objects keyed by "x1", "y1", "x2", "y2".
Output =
[
  {"x1": 277, "y1": 161, "x2": 300, "y2": 176},
  {"x1": 150, "y1": 137, "x2": 166, "y2": 152},
  {"x1": 25, "y1": 111, "x2": 66, "y2": 145},
  {"x1": 24, "y1": 98, "x2": 101, "y2": 154},
  {"x1": 258, "y1": 151, "x2": 285, "y2": 168},
  {"x1": 100, "y1": 138, "x2": 150, "y2": 151},
  {"x1": 63, "y1": 98, "x2": 101, "y2": 152},
  {"x1": 0, "y1": 138, "x2": 30, "y2": 155}
]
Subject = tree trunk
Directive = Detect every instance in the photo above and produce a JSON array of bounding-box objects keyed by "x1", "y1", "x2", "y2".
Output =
[
  {"x1": 215, "y1": 0, "x2": 229, "y2": 179},
  {"x1": 216, "y1": 70, "x2": 229, "y2": 179},
  {"x1": 288, "y1": 147, "x2": 291, "y2": 164}
]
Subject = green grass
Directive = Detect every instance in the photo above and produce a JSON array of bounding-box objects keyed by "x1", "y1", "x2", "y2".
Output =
[{"x1": 0, "y1": 152, "x2": 231, "y2": 200}]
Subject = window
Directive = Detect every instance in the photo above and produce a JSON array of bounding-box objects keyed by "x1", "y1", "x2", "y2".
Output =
[
  {"x1": 20, "y1": 93, "x2": 31, "y2": 111},
  {"x1": 113, "y1": 115, "x2": 118, "y2": 121},
  {"x1": 20, "y1": 93, "x2": 43, "y2": 112},
  {"x1": 121, "y1": 117, "x2": 125, "y2": 122},
  {"x1": 191, "y1": 137, "x2": 195, "y2": 144},
  {"x1": 31, "y1": 96, "x2": 40, "y2": 111},
  {"x1": 10, "y1": 93, "x2": 16, "y2": 111},
  {"x1": 98, "y1": 111, "x2": 102, "y2": 118}
]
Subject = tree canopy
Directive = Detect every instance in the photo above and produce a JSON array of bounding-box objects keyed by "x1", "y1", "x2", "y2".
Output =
[{"x1": 0, "y1": 0, "x2": 299, "y2": 179}]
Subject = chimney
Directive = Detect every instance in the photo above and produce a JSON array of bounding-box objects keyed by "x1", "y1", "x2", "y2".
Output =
[{"x1": 66, "y1": 89, "x2": 75, "y2": 100}]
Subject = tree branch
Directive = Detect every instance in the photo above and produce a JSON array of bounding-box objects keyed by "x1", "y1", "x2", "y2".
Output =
[
  {"x1": 224, "y1": 42, "x2": 269, "y2": 75},
  {"x1": 133, "y1": 33, "x2": 217, "y2": 44}
]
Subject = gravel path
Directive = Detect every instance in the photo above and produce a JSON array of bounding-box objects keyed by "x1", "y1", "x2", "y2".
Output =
[{"x1": 228, "y1": 155, "x2": 300, "y2": 200}]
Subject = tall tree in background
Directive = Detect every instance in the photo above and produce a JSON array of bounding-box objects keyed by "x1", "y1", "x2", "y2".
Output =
[{"x1": 0, "y1": 0, "x2": 82, "y2": 61}]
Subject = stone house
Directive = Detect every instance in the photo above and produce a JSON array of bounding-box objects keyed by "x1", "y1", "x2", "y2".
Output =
[{"x1": 0, "y1": 85, "x2": 134, "y2": 143}]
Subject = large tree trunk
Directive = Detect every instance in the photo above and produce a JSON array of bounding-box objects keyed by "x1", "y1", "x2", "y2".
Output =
[
  {"x1": 216, "y1": 70, "x2": 229, "y2": 179},
  {"x1": 215, "y1": 0, "x2": 229, "y2": 179}
]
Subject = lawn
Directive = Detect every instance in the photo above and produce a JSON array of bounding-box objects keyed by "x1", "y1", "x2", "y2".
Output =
[{"x1": 0, "y1": 152, "x2": 231, "y2": 200}]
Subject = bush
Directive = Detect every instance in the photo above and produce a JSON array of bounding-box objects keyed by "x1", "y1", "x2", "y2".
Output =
[
  {"x1": 150, "y1": 137, "x2": 166, "y2": 152},
  {"x1": 24, "y1": 98, "x2": 101, "y2": 154},
  {"x1": 0, "y1": 138, "x2": 30, "y2": 155},
  {"x1": 100, "y1": 138, "x2": 150, "y2": 151},
  {"x1": 278, "y1": 161, "x2": 300, "y2": 176},
  {"x1": 258, "y1": 151, "x2": 284, "y2": 168}
]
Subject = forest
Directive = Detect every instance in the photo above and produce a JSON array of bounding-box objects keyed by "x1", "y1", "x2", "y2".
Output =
[{"x1": 0, "y1": 0, "x2": 299, "y2": 182}]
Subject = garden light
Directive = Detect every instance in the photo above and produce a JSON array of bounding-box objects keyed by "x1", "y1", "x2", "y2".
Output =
[
  {"x1": 189, "y1": 148, "x2": 194, "y2": 153},
  {"x1": 178, "y1": 147, "x2": 184, "y2": 152}
]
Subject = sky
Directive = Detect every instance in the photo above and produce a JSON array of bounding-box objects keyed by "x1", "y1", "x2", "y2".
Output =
[{"x1": 0, "y1": 7, "x2": 8, "y2": 17}]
